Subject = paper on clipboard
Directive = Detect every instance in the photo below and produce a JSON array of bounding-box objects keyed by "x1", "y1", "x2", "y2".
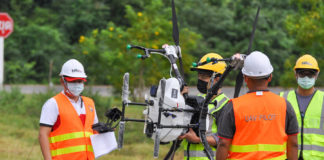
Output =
[{"x1": 90, "y1": 131, "x2": 117, "y2": 159}]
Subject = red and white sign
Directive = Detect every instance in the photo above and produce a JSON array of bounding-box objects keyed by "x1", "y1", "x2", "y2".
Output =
[{"x1": 0, "y1": 13, "x2": 14, "y2": 38}]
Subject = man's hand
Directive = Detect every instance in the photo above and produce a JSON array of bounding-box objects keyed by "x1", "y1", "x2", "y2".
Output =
[
  {"x1": 230, "y1": 53, "x2": 245, "y2": 70},
  {"x1": 162, "y1": 44, "x2": 169, "y2": 48},
  {"x1": 181, "y1": 86, "x2": 189, "y2": 95},
  {"x1": 178, "y1": 128, "x2": 200, "y2": 143}
]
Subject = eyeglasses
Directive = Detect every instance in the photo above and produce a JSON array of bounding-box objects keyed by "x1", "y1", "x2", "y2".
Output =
[{"x1": 297, "y1": 70, "x2": 317, "y2": 78}]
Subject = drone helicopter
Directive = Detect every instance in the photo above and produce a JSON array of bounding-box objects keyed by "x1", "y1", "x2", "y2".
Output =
[{"x1": 95, "y1": 1, "x2": 261, "y2": 159}]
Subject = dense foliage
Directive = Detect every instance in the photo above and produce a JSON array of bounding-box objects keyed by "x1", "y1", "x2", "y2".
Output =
[{"x1": 1, "y1": 0, "x2": 323, "y2": 89}]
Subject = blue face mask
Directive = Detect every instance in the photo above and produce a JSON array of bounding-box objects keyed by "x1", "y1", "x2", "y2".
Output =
[
  {"x1": 67, "y1": 82, "x2": 84, "y2": 96},
  {"x1": 297, "y1": 76, "x2": 315, "y2": 89}
]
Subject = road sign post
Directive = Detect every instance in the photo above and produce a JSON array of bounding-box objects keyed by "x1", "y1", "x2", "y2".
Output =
[
  {"x1": 0, "y1": 13, "x2": 14, "y2": 88},
  {"x1": 0, "y1": 37, "x2": 3, "y2": 88}
]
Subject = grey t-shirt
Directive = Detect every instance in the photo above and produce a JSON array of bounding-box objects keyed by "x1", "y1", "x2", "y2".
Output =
[{"x1": 296, "y1": 91, "x2": 315, "y2": 115}]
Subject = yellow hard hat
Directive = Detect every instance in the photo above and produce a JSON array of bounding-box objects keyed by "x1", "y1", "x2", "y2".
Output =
[
  {"x1": 294, "y1": 54, "x2": 320, "y2": 71},
  {"x1": 191, "y1": 53, "x2": 227, "y2": 74}
]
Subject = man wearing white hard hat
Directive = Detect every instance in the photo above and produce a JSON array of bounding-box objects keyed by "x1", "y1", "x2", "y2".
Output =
[
  {"x1": 216, "y1": 51, "x2": 299, "y2": 160},
  {"x1": 39, "y1": 59, "x2": 98, "y2": 160}
]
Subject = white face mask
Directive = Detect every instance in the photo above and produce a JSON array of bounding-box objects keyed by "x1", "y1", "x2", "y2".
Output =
[
  {"x1": 297, "y1": 76, "x2": 315, "y2": 89},
  {"x1": 67, "y1": 82, "x2": 84, "y2": 96}
]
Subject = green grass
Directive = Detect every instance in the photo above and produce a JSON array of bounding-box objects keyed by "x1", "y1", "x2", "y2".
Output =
[
  {"x1": 0, "y1": 113, "x2": 42, "y2": 160},
  {"x1": 0, "y1": 90, "x2": 184, "y2": 160}
]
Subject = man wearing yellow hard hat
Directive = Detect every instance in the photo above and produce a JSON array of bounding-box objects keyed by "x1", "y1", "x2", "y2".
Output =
[
  {"x1": 179, "y1": 53, "x2": 230, "y2": 160},
  {"x1": 280, "y1": 54, "x2": 323, "y2": 160}
]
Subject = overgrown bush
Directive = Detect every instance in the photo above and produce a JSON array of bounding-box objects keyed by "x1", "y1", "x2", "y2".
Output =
[{"x1": 0, "y1": 88, "x2": 116, "y2": 121}]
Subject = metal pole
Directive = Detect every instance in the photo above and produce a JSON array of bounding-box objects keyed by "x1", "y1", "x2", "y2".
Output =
[{"x1": 0, "y1": 37, "x2": 4, "y2": 89}]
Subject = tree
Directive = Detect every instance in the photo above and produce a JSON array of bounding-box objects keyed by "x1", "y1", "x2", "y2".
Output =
[
  {"x1": 77, "y1": 0, "x2": 201, "y2": 96},
  {"x1": 177, "y1": 0, "x2": 297, "y2": 86},
  {"x1": 283, "y1": 0, "x2": 324, "y2": 86},
  {"x1": 1, "y1": 0, "x2": 322, "y2": 87},
  {"x1": 2, "y1": 0, "x2": 71, "y2": 83},
  {"x1": 1, "y1": 0, "x2": 111, "y2": 84},
  {"x1": 5, "y1": 24, "x2": 71, "y2": 83}
]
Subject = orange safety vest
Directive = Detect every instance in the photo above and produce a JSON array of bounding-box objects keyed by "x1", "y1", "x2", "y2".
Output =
[
  {"x1": 229, "y1": 91, "x2": 288, "y2": 160},
  {"x1": 49, "y1": 93, "x2": 95, "y2": 160}
]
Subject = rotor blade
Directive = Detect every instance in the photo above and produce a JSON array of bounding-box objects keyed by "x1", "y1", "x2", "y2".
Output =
[
  {"x1": 233, "y1": 72, "x2": 243, "y2": 98},
  {"x1": 171, "y1": 0, "x2": 186, "y2": 81},
  {"x1": 233, "y1": 6, "x2": 261, "y2": 98},
  {"x1": 172, "y1": 0, "x2": 179, "y2": 46},
  {"x1": 122, "y1": 72, "x2": 130, "y2": 102},
  {"x1": 247, "y1": 6, "x2": 260, "y2": 54},
  {"x1": 178, "y1": 57, "x2": 185, "y2": 80},
  {"x1": 118, "y1": 121, "x2": 125, "y2": 149},
  {"x1": 153, "y1": 129, "x2": 161, "y2": 158}
]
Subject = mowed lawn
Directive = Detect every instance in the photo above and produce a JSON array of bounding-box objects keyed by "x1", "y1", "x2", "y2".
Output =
[{"x1": 1, "y1": 105, "x2": 184, "y2": 160}]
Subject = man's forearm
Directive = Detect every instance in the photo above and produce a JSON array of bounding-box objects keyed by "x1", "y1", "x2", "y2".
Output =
[
  {"x1": 39, "y1": 128, "x2": 52, "y2": 160},
  {"x1": 287, "y1": 135, "x2": 298, "y2": 160},
  {"x1": 216, "y1": 138, "x2": 231, "y2": 160}
]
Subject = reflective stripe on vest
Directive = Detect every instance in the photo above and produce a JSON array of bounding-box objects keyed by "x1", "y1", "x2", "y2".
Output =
[
  {"x1": 49, "y1": 131, "x2": 93, "y2": 143},
  {"x1": 230, "y1": 142, "x2": 287, "y2": 152},
  {"x1": 230, "y1": 91, "x2": 287, "y2": 160},
  {"x1": 280, "y1": 90, "x2": 324, "y2": 159},
  {"x1": 51, "y1": 145, "x2": 93, "y2": 157},
  {"x1": 228, "y1": 154, "x2": 287, "y2": 160},
  {"x1": 183, "y1": 141, "x2": 217, "y2": 159},
  {"x1": 184, "y1": 150, "x2": 209, "y2": 157},
  {"x1": 208, "y1": 93, "x2": 229, "y2": 136},
  {"x1": 208, "y1": 93, "x2": 228, "y2": 114},
  {"x1": 183, "y1": 93, "x2": 229, "y2": 160},
  {"x1": 50, "y1": 93, "x2": 95, "y2": 160}
]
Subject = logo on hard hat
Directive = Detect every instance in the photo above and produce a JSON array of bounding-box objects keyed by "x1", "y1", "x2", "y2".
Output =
[
  {"x1": 302, "y1": 61, "x2": 312, "y2": 66},
  {"x1": 89, "y1": 106, "x2": 93, "y2": 112},
  {"x1": 72, "y1": 69, "x2": 82, "y2": 73}
]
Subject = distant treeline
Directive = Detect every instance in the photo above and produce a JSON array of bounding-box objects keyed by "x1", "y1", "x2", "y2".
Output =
[{"x1": 1, "y1": 0, "x2": 323, "y2": 91}]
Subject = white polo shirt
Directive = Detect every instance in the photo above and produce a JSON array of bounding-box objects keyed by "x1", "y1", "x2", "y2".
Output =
[{"x1": 39, "y1": 91, "x2": 99, "y2": 126}]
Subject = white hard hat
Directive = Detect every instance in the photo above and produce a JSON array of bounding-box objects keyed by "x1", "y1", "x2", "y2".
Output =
[
  {"x1": 59, "y1": 59, "x2": 87, "y2": 78},
  {"x1": 242, "y1": 51, "x2": 273, "y2": 78}
]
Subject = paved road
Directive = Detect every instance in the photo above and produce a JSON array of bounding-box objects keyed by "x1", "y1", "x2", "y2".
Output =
[
  {"x1": 3, "y1": 84, "x2": 322, "y2": 98},
  {"x1": 2, "y1": 84, "x2": 114, "y2": 96}
]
